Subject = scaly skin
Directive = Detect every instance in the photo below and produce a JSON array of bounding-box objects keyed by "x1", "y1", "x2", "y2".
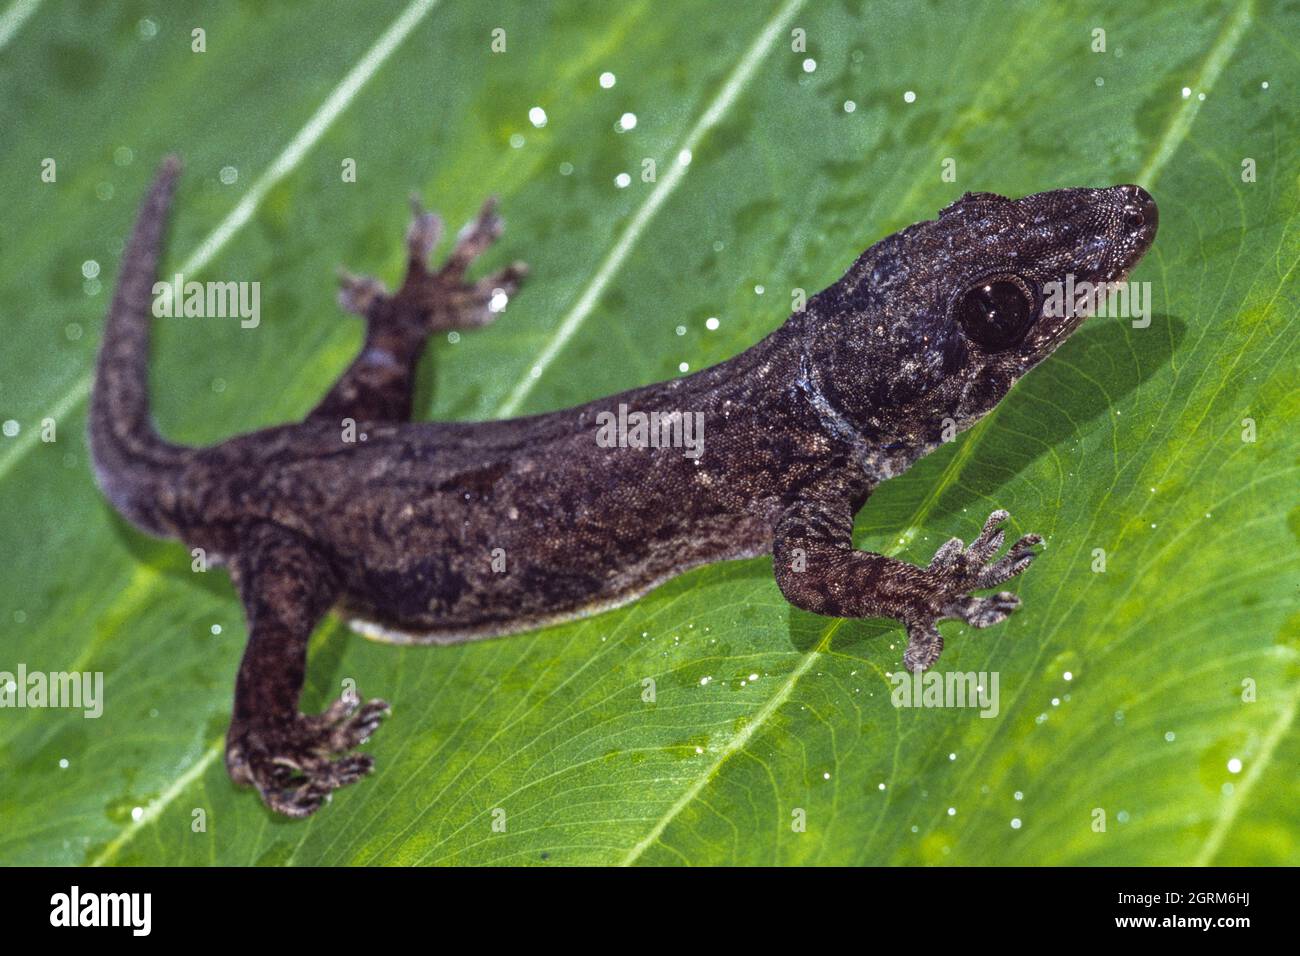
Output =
[{"x1": 91, "y1": 158, "x2": 1157, "y2": 815}]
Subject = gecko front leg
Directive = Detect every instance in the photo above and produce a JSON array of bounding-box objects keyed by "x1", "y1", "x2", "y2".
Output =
[
  {"x1": 773, "y1": 499, "x2": 1041, "y2": 672},
  {"x1": 225, "y1": 525, "x2": 390, "y2": 817}
]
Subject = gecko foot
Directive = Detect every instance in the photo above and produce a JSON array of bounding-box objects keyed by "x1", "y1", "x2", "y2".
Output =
[
  {"x1": 226, "y1": 695, "x2": 391, "y2": 817},
  {"x1": 337, "y1": 196, "x2": 528, "y2": 334},
  {"x1": 902, "y1": 510, "x2": 1042, "y2": 672}
]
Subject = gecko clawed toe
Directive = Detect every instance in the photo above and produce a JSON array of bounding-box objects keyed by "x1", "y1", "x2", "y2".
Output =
[
  {"x1": 337, "y1": 269, "x2": 389, "y2": 317},
  {"x1": 92, "y1": 159, "x2": 1156, "y2": 815}
]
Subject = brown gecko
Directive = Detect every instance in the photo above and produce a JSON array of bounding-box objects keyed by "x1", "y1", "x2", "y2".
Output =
[{"x1": 90, "y1": 157, "x2": 1157, "y2": 816}]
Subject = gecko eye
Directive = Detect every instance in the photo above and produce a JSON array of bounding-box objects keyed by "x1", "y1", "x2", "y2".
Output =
[{"x1": 955, "y1": 276, "x2": 1036, "y2": 351}]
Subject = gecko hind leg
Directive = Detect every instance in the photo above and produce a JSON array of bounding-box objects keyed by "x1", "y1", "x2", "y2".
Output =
[
  {"x1": 224, "y1": 524, "x2": 390, "y2": 817},
  {"x1": 309, "y1": 196, "x2": 528, "y2": 423}
]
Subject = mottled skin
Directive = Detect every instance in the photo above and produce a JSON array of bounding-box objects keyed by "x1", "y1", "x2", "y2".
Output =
[{"x1": 91, "y1": 158, "x2": 1157, "y2": 816}]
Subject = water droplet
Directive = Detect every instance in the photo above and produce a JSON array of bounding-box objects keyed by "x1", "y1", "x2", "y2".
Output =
[
  {"x1": 65, "y1": 323, "x2": 83, "y2": 341},
  {"x1": 1014, "y1": 790, "x2": 1023, "y2": 801},
  {"x1": 2, "y1": 420, "x2": 19, "y2": 437},
  {"x1": 219, "y1": 165, "x2": 238, "y2": 185},
  {"x1": 903, "y1": 90, "x2": 916, "y2": 103},
  {"x1": 509, "y1": 133, "x2": 525, "y2": 149},
  {"x1": 488, "y1": 289, "x2": 509, "y2": 312},
  {"x1": 823, "y1": 771, "x2": 831, "y2": 780},
  {"x1": 705, "y1": 317, "x2": 720, "y2": 330},
  {"x1": 754, "y1": 285, "x2": 765, "y2": 294},
  {"x1": 675, "y1": 325, "x2": 686, "y2": 336},
  {"x1": 1227, "y1": 757, "x2": 1242, "y2": 774},
  {"x1": 1010, "y1": 817, "x2": 1022, "y2": 829},
  {"x1": 210, "y1": 624, "x2": 222, "y2": 635},
  {"x1": 678, "y1": 362, "x2": 689, "y2": 373},
  {"x1": 677, "y1": 148, "x2": 692, "y2": 166},
  {"x1": 699, "y1": 676, "x2": 711, "y2": 686},
  {"x1": 1261, "y1": 80, "x2": 1269, "y2": 90},
  {"x1": 131, "y1": 806, "x2": 144, "y2": 822},
  {"x1": 137, "y1": 17, "x2": 158, "y2": 39},
  {"x1": 1164, "y1": 731, "x2": 1175, "y2": 742},
  {"x1": 558, "y1": 161, "x2": 574, "y2": 176},
  {"x1": 1181, "y1": 86, "x2": 1192, "y2": 98},
  {"x1": 113, "y1": 146, "x2": 134, "y2": 167},
  {"x1": 59, "y1": 758, "x2": 69, "y2": 769},
  {"x1": 528, "y1": 106, "x2": 547, "y2": 128},
  {"x1": 81, "y1": 259, "x2": 100, "y2": 279},
  {"x1": 947, "y1": 806, "x2": 956, "y2": 816},
  {"x1": 617, "y1": 111, "x2": 637, "y2": 131},
  {"x1": 1094, "y1": 76, "x2": 1104, "y2": 87},
  {"x1": 843, "y1": 100, "x2": 856, "y2": 113},
  {"x1": 1063, "y1": 671, "x2": 1073, "y2": 681},
  {"x1": 614, "y1": 172, "x2": 631, "y2": 188},
  {"x1": 599, "y1": 71, "x2": 616, "y2": 89},
  {"x1": 802, "y1": 58, "x2": 816, "y2": 73}
]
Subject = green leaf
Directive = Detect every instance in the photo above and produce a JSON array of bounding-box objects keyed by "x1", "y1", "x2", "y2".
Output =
[{"x1": 1, "y1": 0, "x2": 1296, "y2": 866}]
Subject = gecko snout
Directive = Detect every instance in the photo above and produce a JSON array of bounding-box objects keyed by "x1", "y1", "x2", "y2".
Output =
[{"x1": 1115, "y1": 183, "x2": 1158, "y2": 242}]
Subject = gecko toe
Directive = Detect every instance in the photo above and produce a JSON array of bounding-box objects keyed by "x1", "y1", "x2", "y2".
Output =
[
  {"x1": 948, "y1": 591, "x2": 1020, "y2": 627},
  {"x1": 977, "y1": 536, "x2": 1042, "y2": 588},
  {"x1": 337, "y1": 270, "x2": 389, "y2": 317},
  {"x1": 327, "y1": 698, "x2": 390, "y2": 750},
  {"x1": 903, "y1": 620, "x2": 944, "y2": 672},
  {"x1": 405, "y1": 196, "x2": 445, "y2": 263}
]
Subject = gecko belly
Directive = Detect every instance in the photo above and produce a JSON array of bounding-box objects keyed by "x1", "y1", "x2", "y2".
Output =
[{"x1": 338, "y1": 539, "x2": 771, "y2": 646}]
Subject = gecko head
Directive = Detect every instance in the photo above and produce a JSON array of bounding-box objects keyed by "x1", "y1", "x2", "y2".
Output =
[
  {"x1": 933, "y1": 185, "x2": 1158, "y2": 366},
  {"x1": 809, "y1": 184, "x2": 1158, "y2": 444}
]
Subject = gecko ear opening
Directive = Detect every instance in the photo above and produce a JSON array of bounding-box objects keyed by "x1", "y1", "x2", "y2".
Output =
[{"x1": 954, "y1": 275, "x2": 1035, "y2": 351}]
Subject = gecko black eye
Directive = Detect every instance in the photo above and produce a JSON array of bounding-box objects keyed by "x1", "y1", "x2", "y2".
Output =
[{"x1": 955, "y1": 276, "x2": 1036, "y2": 351}]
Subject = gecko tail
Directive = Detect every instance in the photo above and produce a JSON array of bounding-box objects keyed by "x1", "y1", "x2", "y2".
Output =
[{"x1": 89, "y1": 155, "x2": 191, "y2": 538}]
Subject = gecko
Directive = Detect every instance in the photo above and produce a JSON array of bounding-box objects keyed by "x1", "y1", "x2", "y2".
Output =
[{"x1": 90, "y1": 157, "x2": 1157, "y2": 816}]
